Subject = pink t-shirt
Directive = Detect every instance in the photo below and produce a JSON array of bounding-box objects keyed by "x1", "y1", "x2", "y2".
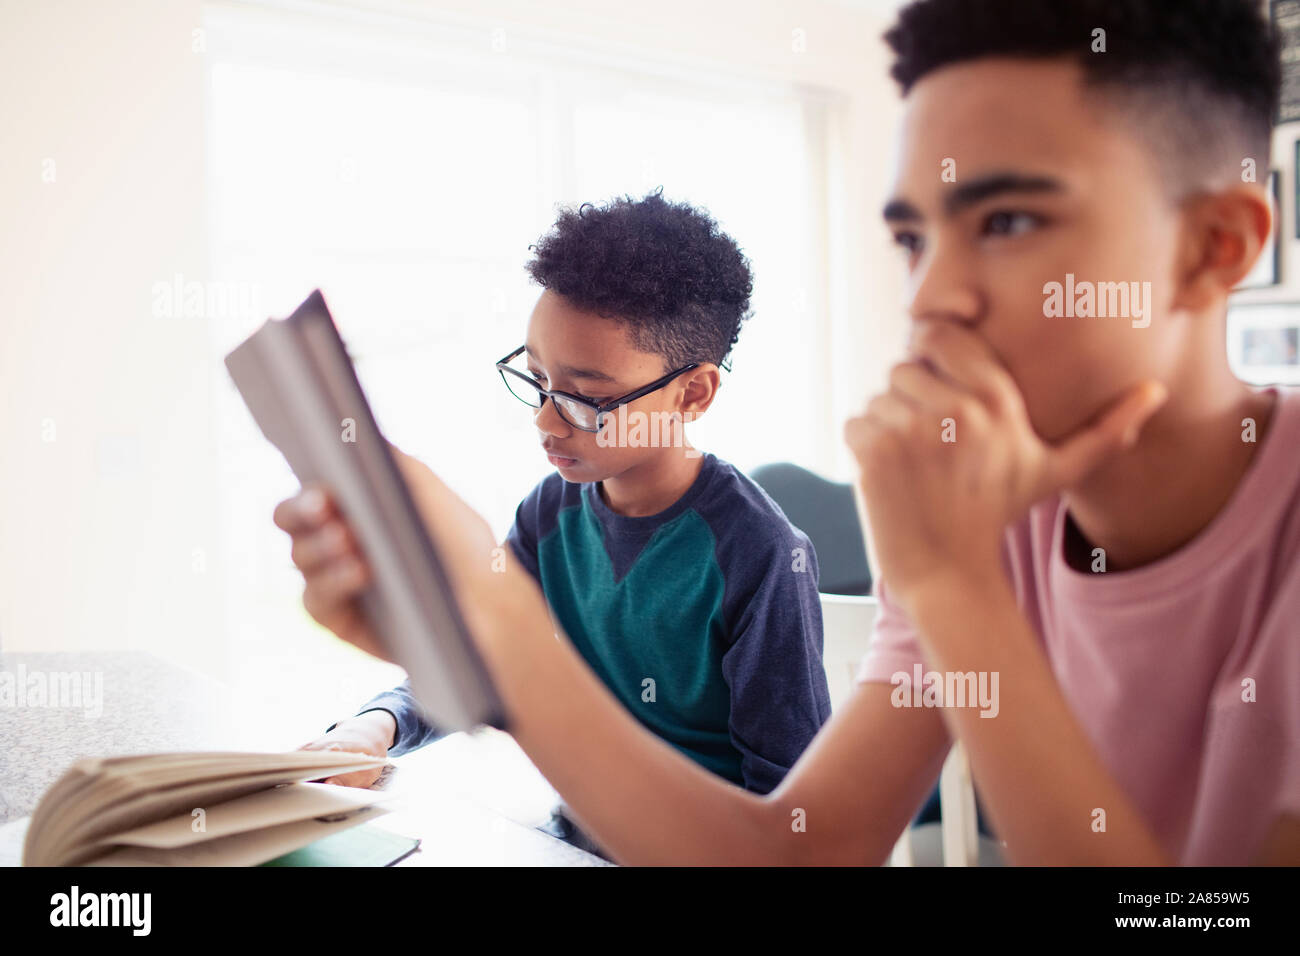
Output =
[{"x1": 857, "y1": 385, "x2": 1300, "y2": 865}]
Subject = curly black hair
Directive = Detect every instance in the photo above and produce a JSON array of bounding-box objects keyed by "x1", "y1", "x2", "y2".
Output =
[
  {"x1": 885, "y1": 0, "x2": 1280, "y2": 188},
  {"x1": 525, "y1": 189, "x2": 753, "y2": 370}
]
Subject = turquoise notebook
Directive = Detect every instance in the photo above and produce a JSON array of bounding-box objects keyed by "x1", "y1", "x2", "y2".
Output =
[{"x1": 259, "y1": 825, "x2": 420, "y2": 867}]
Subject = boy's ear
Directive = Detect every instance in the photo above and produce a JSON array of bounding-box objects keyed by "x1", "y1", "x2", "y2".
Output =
[
  {"x1": 1172, "y1": 184, "x2": 1272, "y2": 311},
  {"x1": 678, "y1": 364, "x2": 721, "y2": 416}
]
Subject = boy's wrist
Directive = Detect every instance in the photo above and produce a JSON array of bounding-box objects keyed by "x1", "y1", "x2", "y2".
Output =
[
  {"x1": 894, "y1": 555, "x2": 1012, "y2": 626},
  {"x1": 351, "y1": 708, "x2": 398, "y2": 749}
]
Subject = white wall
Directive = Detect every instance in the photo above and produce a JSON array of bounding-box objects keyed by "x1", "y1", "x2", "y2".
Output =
[
  {"x1": 0, "y1": 0, "x2": 907, "y2": 675},
  {"x1": 0, "y1": 0, "x2": 219, "y2": 670}
]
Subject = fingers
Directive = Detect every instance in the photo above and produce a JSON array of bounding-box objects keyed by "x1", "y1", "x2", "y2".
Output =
[
  {"x1": 273, "y1": 485, "x2": 336, "y2": 533},
  {"x1": 301, "y1": 557, "x2": 370, "y2": 617},
  {"x1": 908, "y1": 321, "x2": 1022, "y2": 415},
  {"x1": 327, "y1": 768, "x2": 383, "y2": 789},
  {"x1": 865, "y1": 389, "x2": 918, "y2": 431},
  {"x1": 291, "y1": 520, "x2": 359, "y2": 573},
  {"x1": 305, "y1": 555, "x2": 370, "y2": 599},
  {"x1": 862, "y1": 362, "x2": 982, "y2": 443},
  {"x1": 297, "y1": 739, "x2": 385, "y2": 788},
  {"x1": 314, "y1": 765, "x2": 382, "y2": 788},
  {"x1": 1049, "y1": 381, "x2": 1168, "y2": 487},
  {"x1": 275, "y1": 484, "x2": 369, "y2": 603},
  {"x1": 888, "y1": 360, "x2": 968, "y2": 412}
]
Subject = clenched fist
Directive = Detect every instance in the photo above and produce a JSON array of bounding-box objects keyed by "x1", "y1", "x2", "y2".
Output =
[{"x1": 844, "y1": 320, "x2": 1166, "y2": 612}]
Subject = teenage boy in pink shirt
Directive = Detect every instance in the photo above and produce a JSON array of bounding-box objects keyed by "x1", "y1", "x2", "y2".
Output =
[{"x1": 276, "y1": 0, "x2": 1299, "y2": 864}]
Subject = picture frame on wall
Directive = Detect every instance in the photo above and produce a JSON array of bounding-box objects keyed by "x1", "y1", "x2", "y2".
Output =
[
  {"x1": 1273, "y1": 0, "x2": 1300, "y2": 123},
  {"x1": 1226, "y1": 302, "x2": 1300, "y2": 385},
  {"x1": 1295, "y1": 139, "x2": 1300, "y2": 239},
  {"x1": 1237, "y1": 169, "x2": 1281, "y2": 289}
]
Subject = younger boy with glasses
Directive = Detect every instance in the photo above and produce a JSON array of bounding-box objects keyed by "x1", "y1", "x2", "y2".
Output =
[{"x1": 287, "y1": 190, "x2": 831, "y2": 855}]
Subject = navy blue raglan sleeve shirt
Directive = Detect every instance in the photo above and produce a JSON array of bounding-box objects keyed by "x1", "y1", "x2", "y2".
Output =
[
  {"x1": 493, "y1": 455, "x2": 831, "y2": 795},
  {"x1": 335, "y1": 454, "x2": 832, "y2": 787},
  {"x1": 713, "y1": 516, "x2": 829, "y2": 793}
]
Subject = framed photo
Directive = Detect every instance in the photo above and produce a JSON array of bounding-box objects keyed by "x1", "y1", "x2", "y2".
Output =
[
  {"x1": 1295, "y1": 139, "x2": 1300, "y2": 238},
  {"x1": 1273, "y1": 1, "x2": 1300, "y2": 124},
  {"x1": 1238, "y1": 169, "x2": 1281, "y2": 289},
  {"x1": 1226, "y1": 303, "x2": 1300, "y2": 385}
]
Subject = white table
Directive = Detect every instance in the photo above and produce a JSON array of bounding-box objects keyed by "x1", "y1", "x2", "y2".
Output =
[{"x1": 0, "y1": 651, "x2": 608, "y2": 866}]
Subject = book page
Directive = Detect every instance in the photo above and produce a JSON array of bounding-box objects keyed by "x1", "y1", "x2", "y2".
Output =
[{"x1": 101, "y1": 782, "x2": 390, "y2": 849}]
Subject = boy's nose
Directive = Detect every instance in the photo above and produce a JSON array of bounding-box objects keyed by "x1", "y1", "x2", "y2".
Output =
[
  {"x1": 534, "y1": 397, "x2": 572, "y2": 436},
  {"x1": 905, "y1": 242, "x2": 981, "y2": 327}
]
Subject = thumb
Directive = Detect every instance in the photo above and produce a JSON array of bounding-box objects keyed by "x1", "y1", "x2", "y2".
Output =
[{"x1": 1048, "y1": 381, "x2": 1168, "y2": 488}]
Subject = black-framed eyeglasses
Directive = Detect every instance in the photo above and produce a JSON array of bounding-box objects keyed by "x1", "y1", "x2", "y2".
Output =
[{"x1": 495, "y1": 345, "x2": 700, "y2": 433}]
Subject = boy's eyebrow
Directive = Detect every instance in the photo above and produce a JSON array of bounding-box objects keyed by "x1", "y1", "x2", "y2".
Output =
[
  {"x1": 524, "y1": 347, "x2": 619, "y2": 384},
  {"x1": 882, "y1": 198, "x2": 922, "y2": 223},
  {"x1": 882, "y1": 172, "x2": 1066, "y2": 222},
  {"x1": 559, "y1": 364, "x2": 618, "y2": 383}
]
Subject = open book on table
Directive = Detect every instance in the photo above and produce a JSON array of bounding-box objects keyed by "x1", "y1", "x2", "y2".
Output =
[{"x1": 22, "y1": 750, "x2": 415, "y2": 867}]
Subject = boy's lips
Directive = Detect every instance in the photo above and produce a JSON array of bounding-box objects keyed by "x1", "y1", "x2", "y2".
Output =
[{"x1": 543, "y1": 446, "x2": 578, "y2": 466}]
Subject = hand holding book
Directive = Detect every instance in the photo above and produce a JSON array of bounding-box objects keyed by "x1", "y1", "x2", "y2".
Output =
[
  {"x1": 226, "y1": 290, "x2": 504, "y2": 731},
  {"x1": 274, "y1": 445, "x2": 547, "y2": 687},
  {"x1": 272, "y1": 445, "x2": 530, "y2": 670},
  {"x1": 273, "y1": 481, "x2": 384, "y2": 662}
]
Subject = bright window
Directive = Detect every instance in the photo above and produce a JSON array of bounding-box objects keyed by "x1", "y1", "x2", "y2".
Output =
[{"x1": 202, "y1": 1, "x2": 839, "y2": 717}]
